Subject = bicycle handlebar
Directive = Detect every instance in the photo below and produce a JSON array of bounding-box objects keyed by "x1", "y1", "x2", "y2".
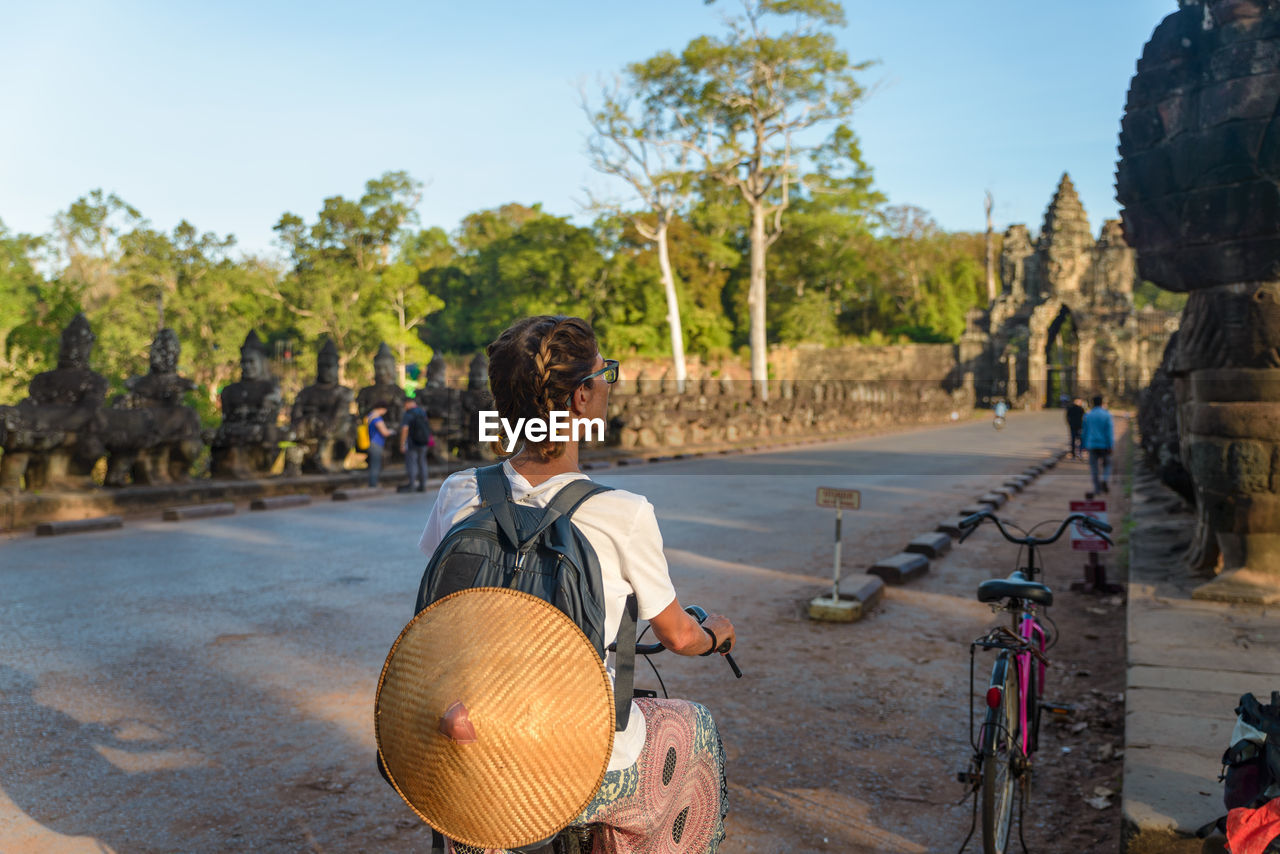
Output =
[
  {"x1": 607, "y1": 605, "x2": 742, "y2": 678},
  {"x1": 957, "y1": 510, "x2": 1113, "y2": 546}
]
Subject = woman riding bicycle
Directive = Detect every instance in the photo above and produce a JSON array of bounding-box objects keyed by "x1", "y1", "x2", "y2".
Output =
[{"x1": 415, "y1": 315, "x2": 736, "y2": 853}]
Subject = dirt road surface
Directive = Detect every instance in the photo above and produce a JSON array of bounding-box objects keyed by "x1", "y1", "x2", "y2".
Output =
[{"x1": 0, "y1": 411, "x2": 1127, "y2": 852}]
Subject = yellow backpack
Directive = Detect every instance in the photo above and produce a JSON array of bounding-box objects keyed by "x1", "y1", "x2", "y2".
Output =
[{"x1": 356, "y1": 417, "x2": 371, "y2": 451}]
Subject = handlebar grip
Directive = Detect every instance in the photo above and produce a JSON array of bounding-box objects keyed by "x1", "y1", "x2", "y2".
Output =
[
  {"x1": 1082, "y1": 517, "x2": 1113, "y2": 533},
  {"x1": 960, "y1": 512, "x2": 986, "y2": 528}
]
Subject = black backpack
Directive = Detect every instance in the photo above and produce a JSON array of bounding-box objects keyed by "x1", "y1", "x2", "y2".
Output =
[
  {"x1": 408, "y1": 410, "x2": 432, "y2": 446},
  {"x1": 1224, "y1": 693, "x2": 1280, "y2": 811},
  {"x1": 1200, "y1": 691, "x2": 1280, "y2": 839},
  {"x1": 414, "y1": 463, "x2": 638, "y2": 731}
]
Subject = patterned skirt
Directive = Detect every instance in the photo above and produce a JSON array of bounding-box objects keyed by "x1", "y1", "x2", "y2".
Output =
[{"x1": 450, "y1": 698, "x2": 726, "y2": 854}]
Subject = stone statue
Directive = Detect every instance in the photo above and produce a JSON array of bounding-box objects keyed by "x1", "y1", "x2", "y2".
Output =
[
  {"x1": 425, "y1": 353, "x2": 447, "y2": 389},
  {"x1": 467, "y1": 352, "x2": 488, "y2": 392},
  {"x1": 1117, "y1": 0, "x2": 1280, "y2": 602},
  {"x1": 356, "y1": 343, "x2": 406, "y2": 424},
  {"x1": 0, "y1": 313, "x2": 108, "y2": 490},
  {"x1": 101, "y1": 328, "x2": 203, "y2": 486},
  {"x1": 290, "y1": 339, "x2": 355, "y2": 474},
  {"x1": 210, "y1": 330, "x2": 284, "y2": 479}
]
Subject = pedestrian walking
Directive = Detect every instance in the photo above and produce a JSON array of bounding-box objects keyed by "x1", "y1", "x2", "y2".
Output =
[
  {"x1": 365, "y1": 404, "x2": 395, "y2": 487},
  {"x1": 1082, "y1": 394, "x2": 1115, "y2": 494},
  {"x1": 397, "y1": 395, "x2": 432, "y2": 493},
  {"x1": 1066, "y1": 397, "x2": 1086, "y2": 459}
]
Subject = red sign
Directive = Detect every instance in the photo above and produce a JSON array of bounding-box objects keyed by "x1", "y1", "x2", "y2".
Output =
[{"x1": 1069, "y1": 499, "x2": 1109, "y2": 552}]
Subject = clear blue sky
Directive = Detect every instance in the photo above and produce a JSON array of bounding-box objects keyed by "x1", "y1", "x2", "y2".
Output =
[{"x1": 0, "y1": 0, "x2": 1178, "y2": 259}]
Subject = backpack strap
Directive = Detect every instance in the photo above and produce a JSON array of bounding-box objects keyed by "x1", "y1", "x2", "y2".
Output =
[
  {"x1": 476, "y1": 464, "x2": 520, "y2": 550},
  {"x1": 613, "y1": 594, "x2": 638, "y2": 731},
  {"x1": 517, "y1": 479, "x2": 614, "y2": 548},
  {"x1": 548, "y1": 478, "x2": 614, "y2": 517}
]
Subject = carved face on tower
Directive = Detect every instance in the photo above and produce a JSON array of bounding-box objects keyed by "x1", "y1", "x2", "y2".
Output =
[
  {"x1": 57, "y1": 314, "x2": 95, "y2": 370},
  {"x1": 150, "y1": 329, "x2": 181, "y2": 374},
  {"x1": 317, "y1": 341, "x2": 339, "y2": 385},
  {"x1": 373, "y1": 344, "x2": 396, "y2": 385}
]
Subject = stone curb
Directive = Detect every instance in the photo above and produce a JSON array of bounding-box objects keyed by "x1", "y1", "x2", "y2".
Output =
[
  {"x1": 163, "y1": 502, "x2": 236, "y2": 521},
  {"x1": 868, "y1": 552, "x2": 929, "y2": 585},
  {"x1": 250, "y1": 494, "x2": 312, "y2": 511},
  {"x1": 905, "y1": 531, "x2": 951, "y2": 558},
  {"x1": 34, "y1": 515, "x2": 123, "y2": 536},
  {"x1": 332, "y1": 487, "x2": 383, "y2": 501},
  {"x1": 807, "y1": 571, "x2": 887, "y2": 623}
]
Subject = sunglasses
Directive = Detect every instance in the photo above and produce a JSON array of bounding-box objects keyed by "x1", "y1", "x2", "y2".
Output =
[{"x1": 564, "y1": 359, "x2": 619, "y2": 407}]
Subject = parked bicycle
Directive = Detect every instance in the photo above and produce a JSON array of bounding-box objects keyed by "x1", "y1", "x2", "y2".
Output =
[{"x1": 954, "y1": 509, "x2": 1113, "y2": 854}]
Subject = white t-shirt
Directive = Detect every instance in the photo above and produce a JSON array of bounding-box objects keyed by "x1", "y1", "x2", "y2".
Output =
[{"x1": 417, "y1": 461, "x2": 678, "y2": 771}]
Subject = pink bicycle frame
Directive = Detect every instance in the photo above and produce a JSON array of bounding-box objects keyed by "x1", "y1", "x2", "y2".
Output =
[{"x1": 1016, "y1": 611, "x2": 1047, "y2": 755}]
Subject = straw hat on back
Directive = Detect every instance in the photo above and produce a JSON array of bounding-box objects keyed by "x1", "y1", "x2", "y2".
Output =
[{"x1": 375, "y1": 587, "x2": 615, "y2": 850}]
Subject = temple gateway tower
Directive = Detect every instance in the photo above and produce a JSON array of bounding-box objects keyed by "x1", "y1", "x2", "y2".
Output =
[{"x1": 960, "y1": 174, "x2": 1176, "y2": 406}]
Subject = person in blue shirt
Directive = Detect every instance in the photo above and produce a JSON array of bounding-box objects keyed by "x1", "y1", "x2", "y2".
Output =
[
  {"x1": 994, "y1": 399, "x2": 1009, "y2": 418},
  {"x1": 1081, "y1": 394, "x2": 1115, "y2": 494},
  {"x1": 365, "y1": 404, "x2": 395, "y2": 487}
]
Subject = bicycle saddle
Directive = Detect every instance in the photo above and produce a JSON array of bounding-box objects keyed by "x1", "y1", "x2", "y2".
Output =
[{"x1": 977, "y1": 571, "x2": 1053, "y2": 606}]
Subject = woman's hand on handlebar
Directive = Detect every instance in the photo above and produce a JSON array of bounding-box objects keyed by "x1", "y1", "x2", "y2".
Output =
[
  {"x1": 648, "y1": 599, "x2": 735, "y2": 656},
  {"x1": 700, "y1": 613, "x2": 736, "y2": 656}
]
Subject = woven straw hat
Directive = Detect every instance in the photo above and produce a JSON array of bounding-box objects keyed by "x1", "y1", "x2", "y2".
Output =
[{"x1": 375, "y1": 587, "x2": 615, "y2": 850}]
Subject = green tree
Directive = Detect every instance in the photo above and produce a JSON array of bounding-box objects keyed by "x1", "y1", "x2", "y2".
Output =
[
  {"x1": 51, "y1": 189, "x2": 142, "y2": 311},
  {"x1": 584, "y1": 76, "x2": 704, "y2": 389},
  {"x1": 97, "y1": 220, "x2": 277, "y2": 402},
  {"x1": 272, "y1": 171, "x2": 431, "y2": 384},
  {"x1": 0, "y1": 221, "x2": 59, "y2": 402},
  {"x1": 421, "y1": 205, "x2": 610, "y2": 355},
  {"x1": 630, "y1": 0, "x2": 872, "y2": 396}
]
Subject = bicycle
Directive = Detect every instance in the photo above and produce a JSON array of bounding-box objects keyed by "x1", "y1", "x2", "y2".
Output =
[{"x1": 953, "y1": 510, "x2": 1113, "y2": 854}]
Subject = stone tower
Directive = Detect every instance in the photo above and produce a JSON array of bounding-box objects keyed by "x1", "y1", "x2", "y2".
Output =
[
  {"x1": 966, "y1": 175, "x2": 1173, "y2": 406},
  {"x1": 1037, "y1": 173, "x2": 1095, "y2": 299}
]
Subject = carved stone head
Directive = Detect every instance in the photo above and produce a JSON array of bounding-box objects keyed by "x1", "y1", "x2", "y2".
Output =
[
  {"x1": 240, "y1": 330, "x2": 269, "y2": 382},
  {"x1": 317, "y1": 339, "x2": 339, "y2": 384},
  {"x1": 373, "y1": 342, "x2": 396, "y2": 385},
  {"x1": 150, "y1": 328, "x2": 181, "y2": 374},
  {"x1": 426, "y1": 353, "x2": 447, "y2": 388},
  {"x1": 57, "y1": 313, "x2": 95, "y2": 370},
  {"x1": 468, "y1": 352, "x2": 489, "y2": 391}
]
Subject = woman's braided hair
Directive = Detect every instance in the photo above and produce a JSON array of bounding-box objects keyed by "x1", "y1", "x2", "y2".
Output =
[{"x1": 486, "y1": 315, "x2": 599, "y2": 460}]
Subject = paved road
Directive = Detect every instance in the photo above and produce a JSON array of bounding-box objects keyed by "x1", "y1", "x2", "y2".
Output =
[{"x1": 0, "y1": 412, "x2": 1078, "y2": 852}]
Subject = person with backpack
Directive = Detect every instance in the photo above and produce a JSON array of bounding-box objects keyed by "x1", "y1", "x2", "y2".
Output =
[
  {"x1": 1082, "y1": 394, "x2": 1115, "y2": 494},
  {"x1": 398, "y1": 395, "x2": 433, "y2": 493},
  {"x1": 409, "y1": 315, "x2": 736, "y2": 853},
  {"x1": 364, "y1": 404, "x2": 395, "y2": 488},
  {"x1": 1066, "y1": 397, "x2": 1086, "y2": 459}
]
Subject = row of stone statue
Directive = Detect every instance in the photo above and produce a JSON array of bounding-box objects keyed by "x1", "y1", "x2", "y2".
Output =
[
  {"x1": 0, "y1": 316, "x2": 492, "y2": 491},
  {"x1": 0, "y1": 315, "x2": 970, "y2": 493}
]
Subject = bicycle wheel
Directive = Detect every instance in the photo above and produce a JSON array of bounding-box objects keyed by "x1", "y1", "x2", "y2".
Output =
[
  {"x1": 993, "y1": 416, "x2": 1006, "y2": 430},
  {"x1": 981, "y1": 654, "x2": 1020, "y2": 854}
]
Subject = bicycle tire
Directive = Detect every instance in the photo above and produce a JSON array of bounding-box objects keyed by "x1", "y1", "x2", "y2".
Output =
[
  {"x1": 982, "y1": 654, "x2": 1019, "y2": 854},
  {"x1": 993, "y1": 416, "x2": 1006, "y2": 430}
]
